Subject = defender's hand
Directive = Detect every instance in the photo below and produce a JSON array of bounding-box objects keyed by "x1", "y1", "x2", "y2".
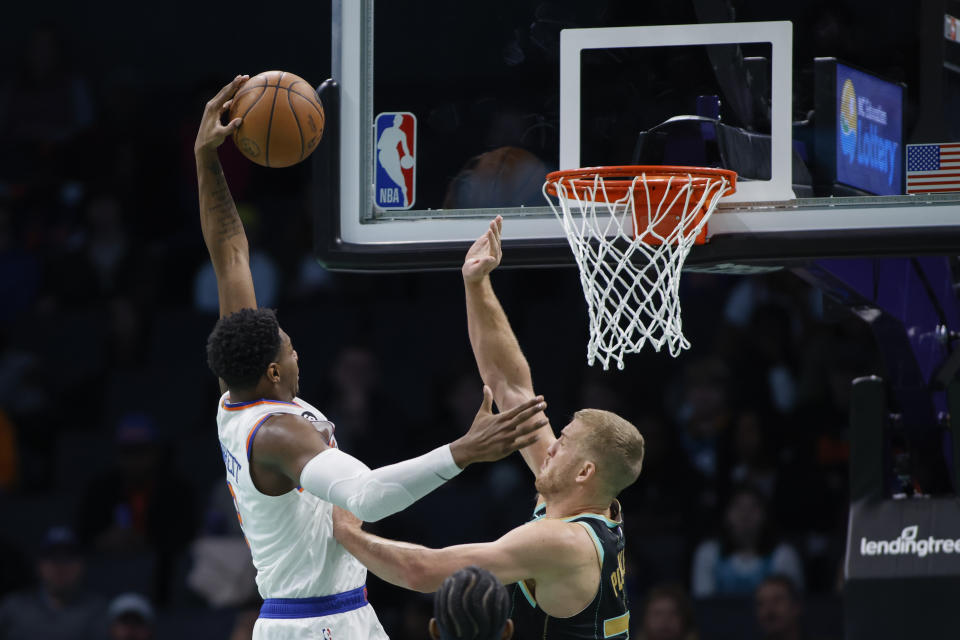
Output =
[
  {"x1": 194, "y1": 74, "x2": 249, "y2": 154},
  {"x1": 450, "y1": 386, "x2": 546, "y2": 467},
  {"x1": 462, "y1": 216, "x2": 503, "y2": 284},
  {"x1": 332, "y1": 506, "x2": 363, "y2": 543}
]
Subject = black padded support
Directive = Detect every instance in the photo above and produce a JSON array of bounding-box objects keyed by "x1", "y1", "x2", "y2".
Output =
[{"x1": 849, "y1": 375, "x2": 887, "y2": 502}]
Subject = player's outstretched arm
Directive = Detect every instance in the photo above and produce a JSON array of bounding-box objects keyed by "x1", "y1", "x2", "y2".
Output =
[
  {"x1": 332, "y1": 505, "x2": 592, "y2": 595},
  {"x1": 194, "y1": 74, "x2": 255, "y2": 320},
  {"x1": 463, "y1": 216, "x2": 556, "y2": 476},
  {"x1": 253, "y1": 388, "x2": 547, "y2": 522}
]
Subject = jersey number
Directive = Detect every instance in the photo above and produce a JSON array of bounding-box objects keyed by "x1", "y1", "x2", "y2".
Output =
[{"x1": 226, "y1": 481, "x2": 250, "y2": 547}]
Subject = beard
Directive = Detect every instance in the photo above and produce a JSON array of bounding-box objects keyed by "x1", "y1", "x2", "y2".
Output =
[
  {"x1": 535, "y1": 465, "x2": 565, "y2": 497},
  {"x1": 536, "y1": 447, "x2": 589, "y2": 498}
]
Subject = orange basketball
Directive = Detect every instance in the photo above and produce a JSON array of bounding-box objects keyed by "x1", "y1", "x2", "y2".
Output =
[{"x1": 229, "y1": 71, "x2": 325, "y2": 168}]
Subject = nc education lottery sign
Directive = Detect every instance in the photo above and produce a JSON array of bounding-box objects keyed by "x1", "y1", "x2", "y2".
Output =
[{"x1": 836, "y1": 63, "x2": 903, "y2": 195}]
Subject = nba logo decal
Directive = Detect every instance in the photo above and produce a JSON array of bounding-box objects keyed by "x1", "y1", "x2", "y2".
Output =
[
  {"x1": 374, "y1": 112, "x2": 416, "y2": 209},
  {"x1": 322, "y1": 629, "x2": 333, "y2": 640}
]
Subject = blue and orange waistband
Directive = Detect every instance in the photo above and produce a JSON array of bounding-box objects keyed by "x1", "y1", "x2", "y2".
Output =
[{"x1": 259, "y1": 585, "x2": 369, "y2": 619}]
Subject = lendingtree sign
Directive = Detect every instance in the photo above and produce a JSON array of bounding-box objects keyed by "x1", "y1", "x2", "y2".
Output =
[
  {"x1": 859, "y1": 525, "x2": 960, "y2": 558},
  {"x1": 846, "y1": 498, "x2": 960, "y2": 578}
]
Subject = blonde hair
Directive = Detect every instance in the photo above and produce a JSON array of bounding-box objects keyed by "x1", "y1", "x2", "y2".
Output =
[{"x1": 574, "y1": 409, "x2": 645, "y2": 496}]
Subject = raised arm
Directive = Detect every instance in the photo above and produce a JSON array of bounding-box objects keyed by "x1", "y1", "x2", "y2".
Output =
[
  {"x1": 194, "y1": 74, "x2": 255, "y2": 320},
  {"x1": 462, "y1": 216, "x2": 556, "y2": 476}
]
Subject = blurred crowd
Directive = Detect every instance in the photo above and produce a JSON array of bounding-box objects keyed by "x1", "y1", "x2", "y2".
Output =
[{"x1": 0, "y1": 20, "x2": 885, "y2": 640}]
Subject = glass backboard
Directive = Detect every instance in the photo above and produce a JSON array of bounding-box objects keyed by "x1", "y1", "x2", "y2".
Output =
[{"x1": 314, "y1": 0, "x2": 960, "y2": 271}]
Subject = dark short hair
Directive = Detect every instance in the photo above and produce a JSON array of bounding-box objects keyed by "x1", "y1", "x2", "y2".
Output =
[
  {"x1": 758, "y1": 574, "x2": 801, "y2": 602},
  {"x1": 206, "y1": 308, "x2": 281, "y2": 390},
  {"x1": 434, "y1": 566, "x2": 510, "y2": 640},
  {"x1": 642, "y1": 584, "x2": 696, "y2": 635},
  {"x1": 721, "y1": 483, "x2": 776, "y2": 555},
  {"x1": 39, "y1": 525, "x2": 83, "y2": 559}
]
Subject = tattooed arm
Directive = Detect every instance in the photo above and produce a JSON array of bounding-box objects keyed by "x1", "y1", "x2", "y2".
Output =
[
  {"x1": 194, "y1": 74, "x2": 256, "y2": 320},
  {"x1": 194, "y1": 75, "x2": 254, "y2": 394}
]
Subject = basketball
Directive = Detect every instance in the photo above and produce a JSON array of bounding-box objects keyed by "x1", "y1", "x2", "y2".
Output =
[
  {"x1": 400, "y1": 155, "x2": 414, "y2": 169},
  {"x1": 228, "y1": 70, "x2": 325, "y2": 168}
]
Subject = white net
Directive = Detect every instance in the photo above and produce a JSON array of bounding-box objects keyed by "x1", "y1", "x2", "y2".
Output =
[{"x1": 543, "y1": 169, "x2": 733, "y2": 370}]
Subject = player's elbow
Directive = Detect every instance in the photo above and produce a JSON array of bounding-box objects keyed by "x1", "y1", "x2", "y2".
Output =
[
  {"x1": 405, "y1": 555, "x2": 443, "y2": 593},
  {"x1": 345, "y1": 502, "x2": 391, "y2": 523},
  {"x1": 342, "y1": 477, "x2": 419, "y2": 522},
  {"x1": 345, "y1": 489, "x2": 407, "y2": 523}
]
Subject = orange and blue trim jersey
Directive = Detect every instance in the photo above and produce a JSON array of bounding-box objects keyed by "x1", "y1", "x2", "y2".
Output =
[
  {"x1": 221, "y1": 396, "x2": 339, "y2": 457},
  {"x1": 511, "y1": 501, "x2": 630, "y2": 639},
  {"x1": 216, "y1": 391, "x2": 366, "y2": 600},
  {"x1": 222, "y1": 397, "x2": 301, "y2": 412}
]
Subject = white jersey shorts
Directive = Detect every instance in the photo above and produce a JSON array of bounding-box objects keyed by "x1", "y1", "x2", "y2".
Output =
[{"x1": 251, "y1": 586, "x2": 389, "y2": 640}]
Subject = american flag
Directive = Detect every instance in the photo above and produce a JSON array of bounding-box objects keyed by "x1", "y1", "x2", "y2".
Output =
[{"x1": 906, "y1": 143, "x2": 960, "y2": 193}]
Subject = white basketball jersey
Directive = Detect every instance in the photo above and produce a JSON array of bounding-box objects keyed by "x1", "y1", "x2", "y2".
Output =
[{"x1": 216, "y1": 392, "x2": 367, "y2": 599}]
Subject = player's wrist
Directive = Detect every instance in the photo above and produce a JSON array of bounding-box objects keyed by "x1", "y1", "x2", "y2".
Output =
[
  {"x1": 463, "y1": 274, "x2": 490, "y2": 287},
  {"x1": 195, "y1": 144, "x2": 220, "y2": 158},
  {"x1": 448, "y1": 438, "x2": 472, "y2": 469}
]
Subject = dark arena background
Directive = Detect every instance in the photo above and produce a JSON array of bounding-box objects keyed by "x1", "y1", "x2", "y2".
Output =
[{"x1": 2, "y1": 1, "x2": 960, "y2": 639}]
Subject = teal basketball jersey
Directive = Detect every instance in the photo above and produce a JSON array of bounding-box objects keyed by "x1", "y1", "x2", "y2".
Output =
[{"x1": 511, "y1": 501, "x2": 630, "y2": 639}]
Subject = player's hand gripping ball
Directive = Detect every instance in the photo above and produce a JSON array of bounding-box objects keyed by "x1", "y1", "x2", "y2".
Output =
[{"x1": 229, "y1": 71, "x2": 325, "y2": 168}]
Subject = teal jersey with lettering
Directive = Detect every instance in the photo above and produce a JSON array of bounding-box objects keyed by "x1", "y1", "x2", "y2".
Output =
[{"x1": 510, "y1": 501, "x2": 630, "y2": 639}]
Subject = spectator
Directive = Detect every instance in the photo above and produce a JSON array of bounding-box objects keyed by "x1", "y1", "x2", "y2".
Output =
[
  {"x1": 75, "y1": 412, "x2": 196, "y2": 603},
  {"x1": 84, "y1": 194, "x2": 130, "y2": 296},
  {"x1": 628, "y1": 414, "x2": 706, "y2": 591},
  {"x1": 0, "y1": 526, "x2": 105, "y2": 640},
  {"x1": 186, "y1": 482, "x2": 258, "y2": 608},
  {"x1": 42, "y1": 193, "x2": 157, "y2": 363},
  {"x1": 721, "y1": 408, "x2": 779, "y2": 501},
  {"x1": 691, "y1": 485, "x2": 804, "y2": 598},
  {"x1": 106, "y1": 592, "x2": 155, "y2": 640},
  {"x1": 0, "y1": 345, "x2": 51, "y2": 490},
  {"x1": 0, "y1": 207, "x2": 40, "y2": 327},
  {"x1": 721, "y1": 278, "x2": 810, "y2": 417},
  {"x1": 630, "y1": 414, "x2": 704, "y2": 530},
  {"x1": 430, "y1": 566, "x2": 512, "y2": 640},
  {"x1": 745, "y1": 303, "x2": 800, "y2": 414},
  {"x1": 0, "y1": 23, "x2": 94, "y2": 184},
  {"x1": 755, "y1": 575, "x2": 803, "y2": 640},
  {"x1": 0, "y1": 533, "x2": 31, "y2": 599},
  {"x1": 637, "y1": 584, "x2": 698, "y2": 640},
  {"x1": 316, "y1": 343, "x2": 409, "y2": 466},
  {"x1": 673, "y1": 358, "x2": 733, "y2": 481}
]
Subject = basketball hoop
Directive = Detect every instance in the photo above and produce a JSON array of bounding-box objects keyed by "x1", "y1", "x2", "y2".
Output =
[{"x1": 543, "y1": 165, "x2": 737, "y2": 370}]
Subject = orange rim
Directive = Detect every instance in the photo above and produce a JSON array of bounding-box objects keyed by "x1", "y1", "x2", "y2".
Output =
[{"x1": 544, "y1": 165, "x2": 738, "y2": 199}]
